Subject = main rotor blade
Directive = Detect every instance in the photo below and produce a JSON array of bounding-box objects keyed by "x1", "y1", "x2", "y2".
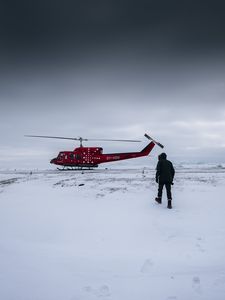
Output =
[
  {"x1": 25, "y1": 135, "x2": 141, "y2": 142},
  {"x1": 24, "y1": 135, "x2": 87, "y2": 141},
  {"x1": 87, "y1": 139, "x2": 141, "y2": 142}
]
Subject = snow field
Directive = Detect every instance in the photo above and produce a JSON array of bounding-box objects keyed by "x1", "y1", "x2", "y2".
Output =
[{"x1": 0, "y1": 168, "x2": 225, "y2": 300}]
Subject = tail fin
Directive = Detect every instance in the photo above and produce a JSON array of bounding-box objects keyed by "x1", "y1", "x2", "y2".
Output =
[
  {"x1": 141, "y1": 141, "x2": 155, "y2": 155},
  {"x1": 141, "y1": 133, "x2": 164, "y2": 155}
]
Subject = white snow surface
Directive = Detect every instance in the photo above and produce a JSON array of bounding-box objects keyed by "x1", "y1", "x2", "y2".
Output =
[{"x1": 0, "y1": 166, "x2": 225, "y2": 300}]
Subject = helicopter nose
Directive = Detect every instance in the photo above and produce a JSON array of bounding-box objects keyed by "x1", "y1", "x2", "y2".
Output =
[{"x1": 50, "y1": 158, "x2": 57, "y2": 164}]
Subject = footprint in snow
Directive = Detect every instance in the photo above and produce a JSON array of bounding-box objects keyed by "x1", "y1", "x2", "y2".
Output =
[
  {"x1": 192, "y1": 276, "x2": 202, "y2": 294},
  {"x1": 83, "y1": 285, "x2": 111, "y2": 298},
  {"x1": 196, "y1": 237, "x2": 205, "y2": 252},
  {"x1": 140, "y1": 259, "x2": 154, "y2": 273},
  {"x1": 97, "y1": 285, "x2": 111, "y2": 297},
  {"x1": 83, "y1": 286, "x2": 93, "y2": 293},
  {"x1": 214, "y1": 274, "x2": 225, "y2": 286},
  {"x1": 96, "y1": 193, "x2": 105, "y2": 198}
]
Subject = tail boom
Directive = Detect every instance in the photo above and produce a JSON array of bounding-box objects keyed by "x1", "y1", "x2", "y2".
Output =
[{"x1": 99, "y1": 141, "x2": 155, "y2": 164}]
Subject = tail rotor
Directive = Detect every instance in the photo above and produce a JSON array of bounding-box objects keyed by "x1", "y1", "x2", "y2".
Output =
[{"x1": 144, "y1": 133, "x2": 164, "y2": 148}]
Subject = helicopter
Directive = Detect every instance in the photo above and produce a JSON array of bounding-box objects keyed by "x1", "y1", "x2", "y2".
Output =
[{"x1": 25, "y1": 133, "x2": 164, "y2": 170}]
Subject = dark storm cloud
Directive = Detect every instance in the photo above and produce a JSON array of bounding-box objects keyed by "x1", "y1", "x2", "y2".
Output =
[{"x1": 1, "y1": 0, "x2": 225, "y2": 56}]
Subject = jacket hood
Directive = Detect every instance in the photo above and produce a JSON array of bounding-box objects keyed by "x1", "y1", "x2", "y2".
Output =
[{"x1": 160, "y1": 153, "x2": 167, "y2": 159}]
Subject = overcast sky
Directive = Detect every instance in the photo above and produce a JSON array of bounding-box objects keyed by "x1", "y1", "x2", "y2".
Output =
[{"x1": 1, "y1": 0, "x2": 225, "y2": 168}]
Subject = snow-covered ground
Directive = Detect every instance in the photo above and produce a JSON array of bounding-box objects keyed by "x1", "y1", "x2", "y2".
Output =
[{"x1": 0, "y1": 165, "x2": 225, "y2": 300}]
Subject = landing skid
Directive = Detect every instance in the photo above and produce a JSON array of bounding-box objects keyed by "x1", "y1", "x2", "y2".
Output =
[{"x1": 57, "y1": 166, "x2": 97, "y2": 171}]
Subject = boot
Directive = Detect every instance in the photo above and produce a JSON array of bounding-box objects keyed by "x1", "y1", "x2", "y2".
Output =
[
  {"x1": 155, "y1": 197, "x2": 162, "y2": 204},
  {"x1": 167, "y1": 199, "x2": 172, "y2": 209}
]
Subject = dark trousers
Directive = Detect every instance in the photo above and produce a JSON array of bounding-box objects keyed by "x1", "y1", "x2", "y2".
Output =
[{"x1": 158, "y1": 182, "x2": 172, "y2": 199}]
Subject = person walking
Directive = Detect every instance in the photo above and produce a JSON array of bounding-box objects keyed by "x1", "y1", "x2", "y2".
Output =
[{"x1": 155, "y1": 153, "x2": 175, "y2": 209}]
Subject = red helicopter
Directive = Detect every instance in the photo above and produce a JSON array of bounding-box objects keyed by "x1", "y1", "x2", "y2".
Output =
[{"x1": 25, "y1": 133, "x2": 163, "y2": 170}]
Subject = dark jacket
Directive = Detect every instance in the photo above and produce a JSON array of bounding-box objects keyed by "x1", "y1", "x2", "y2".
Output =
[{"x1": 156, "y1": 158, "x2": 175, "y2": 184}]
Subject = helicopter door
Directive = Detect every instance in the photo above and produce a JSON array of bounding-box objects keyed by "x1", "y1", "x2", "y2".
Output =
[{"x1": 75, "y1": 154, "x2": 81, "y2": 162}]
